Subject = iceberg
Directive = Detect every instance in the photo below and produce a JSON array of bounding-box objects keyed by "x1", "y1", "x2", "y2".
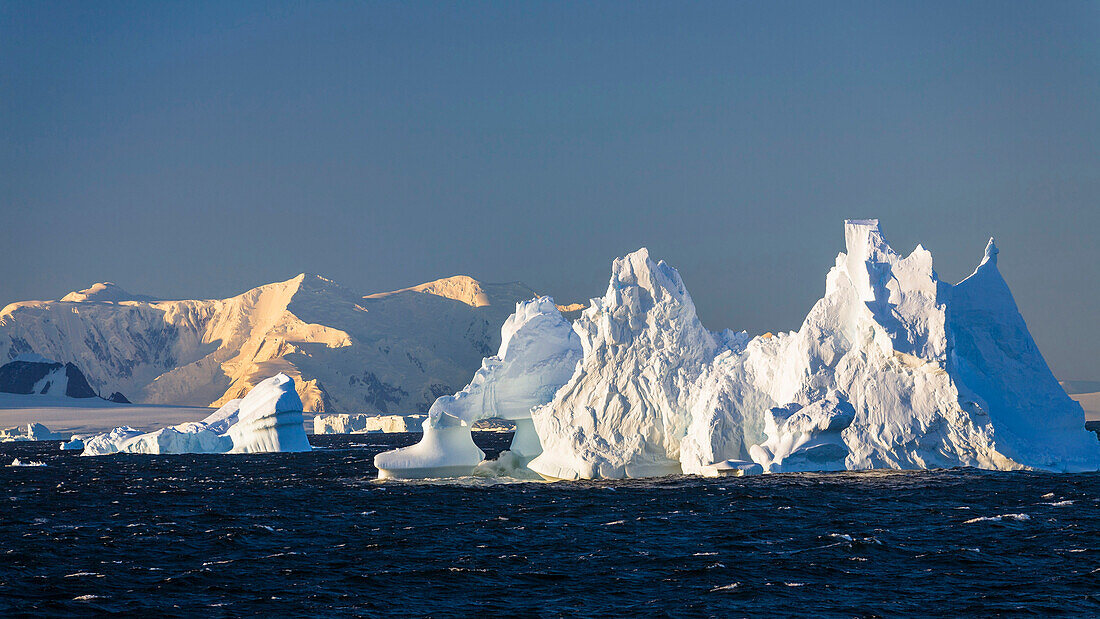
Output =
[
  {"x1": 60, "y1": 437, "x2": 86, "y2": 451},
  {"x1": 698, "y1": 459, "x2": 763, "y2": 477},
  {"x1": 532, "y1": 220, "x2": 1100, "y2": 478},
  {"x1": 80, "y1": 374, "x2": 310, "y2": 455},
  {"x1": 8, "y1": 458, "x2": 47, "y2": 467},
  {"x1": 375, "y1": 297, "x2": 582, "y2": 479},
  {"x1": 528, "y1": 249, "x2": 717, "y2": 480},
  {"x1": 0, "y1": 422, "x2": 63, "y2": 442}
]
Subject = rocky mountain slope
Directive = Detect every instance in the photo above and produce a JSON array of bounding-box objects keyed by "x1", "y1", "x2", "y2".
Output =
[{"x1": 0, "y1": 355, "x2": 98, "y2": 398}]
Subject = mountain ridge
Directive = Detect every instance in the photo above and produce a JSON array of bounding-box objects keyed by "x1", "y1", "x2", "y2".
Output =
[{"x1": 0, "y1": 273, "x2": 542, "y2": 413}]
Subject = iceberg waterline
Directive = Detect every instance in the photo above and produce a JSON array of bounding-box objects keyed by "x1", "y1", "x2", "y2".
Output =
[{"x1": 381, "y1": 219, "x2": 1099, "y2": 479}]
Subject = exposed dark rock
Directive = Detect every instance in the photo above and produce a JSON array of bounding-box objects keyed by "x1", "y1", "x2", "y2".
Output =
[
  {"x1": 0, "y1": 360, "x2": 56, "y2": 394},
  {"x1": 357, "y1": 371, "x2": 408, "y2": 411},
  {"x1": 63, "y1": 363, "x2": 97, "y2": 398},
  {"x1": 0, "y1": 358, "x2": 98, "y2": 398},
  {"x1": 104, "y1": 392, "x2": 131, "y2": 404}
]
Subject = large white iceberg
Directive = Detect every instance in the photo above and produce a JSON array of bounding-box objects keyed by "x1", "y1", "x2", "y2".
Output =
[
  {"x1": 375, "y1": 297, "x2": 582, "y2": 479},
  {"x1": 81, "y1": 374, "x2": 310, "y2": 455},
  {"x1": 529, "y1": 220, "x2": 1099, "y2": 478},
  {"x1": 528, "y1": 249, "x2": 718, "y2": 480}
]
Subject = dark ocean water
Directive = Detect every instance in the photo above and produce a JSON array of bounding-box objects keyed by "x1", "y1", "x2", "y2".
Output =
[{"x1": 1, "y1": 433, "x2": 1098, "y2": 617}]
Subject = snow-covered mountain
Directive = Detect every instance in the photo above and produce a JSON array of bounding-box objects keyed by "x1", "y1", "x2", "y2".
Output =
[{"x1": 0, "y1": 274, "x2": 539, "y2": 413}]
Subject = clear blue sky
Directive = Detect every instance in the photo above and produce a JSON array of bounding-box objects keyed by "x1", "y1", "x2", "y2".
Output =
[{"x1": 2, "y1": 1, "x2": 1098, "y2": 378}]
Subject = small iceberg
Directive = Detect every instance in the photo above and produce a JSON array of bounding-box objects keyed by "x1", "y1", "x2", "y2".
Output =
[
  {"x1": 60, "y1": 437, "x2": 86, "y2": 451},
  {"x1": 0, "y1": 422, "x2": 63, "y2": 443},
  {"x1": 9, "y1": 458, "x2": 46, "y2": 467},
  {"x1": 314, "y1": 413, "x2": 425, "y2": 434},
  {"x1": 80, "y1": 374, "x2": 311, "y2": 455},
  {"x1": 698, "y1": 459, "x2": 763, "y2": 478}
]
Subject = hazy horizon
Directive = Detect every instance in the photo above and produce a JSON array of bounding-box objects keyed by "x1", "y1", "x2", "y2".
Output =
[{"x1": 3, "y1": 2, "x2": 1098, "y2": 379}]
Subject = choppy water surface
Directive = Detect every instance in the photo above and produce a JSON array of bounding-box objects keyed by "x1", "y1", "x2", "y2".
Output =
[{"x1": 1, "y1": 433, "x2": 1098, "y2": 617}]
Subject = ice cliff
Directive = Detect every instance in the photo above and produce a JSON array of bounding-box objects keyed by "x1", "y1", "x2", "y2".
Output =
[
  {"x1": 520, "y1": 219, "x2": 1097, "y2": 479},
  {"x1": 313, "y1": 413, "x2": 425, "y2": 434},
  {"x1": 80, "y1": 373, "x2": 310, "y2": 455},
  {"x1": 374, "y1": 297, "x2": 582, "y2": 479}
]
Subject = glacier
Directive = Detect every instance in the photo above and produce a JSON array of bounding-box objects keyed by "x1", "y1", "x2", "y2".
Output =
[
  {"x1": 381, "y1": 219, "x2": 1097, "y2": 480},
  {"x1": 374, "y1": 297, "x2": 582, "y2": 479},
  {"x1": 80, "y1": 374, "x2": 310, "y2": 455}
]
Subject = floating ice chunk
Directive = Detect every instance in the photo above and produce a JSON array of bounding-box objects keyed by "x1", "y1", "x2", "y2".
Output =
[
  {"x1": 114, "y1": 425, "x2": 232, "y2": 455},
  {"x1": 313, "y1": 413, "x2": 425, "y2": 434},
  {"x1": 375, "y1": 418, "x2": 485, "y2": 479},
  {"x1": 698, "y1": 459, "x2": 763, "y2": 477},
  {"x1": 8, "y1": 458, "x2": 46, "y2": 467},
  {"x1": 60, "y1": 437, "x2": 85, "y2": 451},
  {"x1": 963, "y1": 513, "x2": 1031, "y2": 524},
  {"x1": 81, "y1": 426, "x2": 145, "y2": 455},
  {"x1": 226, "y1": 374, "x2": 310, "y2": 453},
  {"x1": 27, "y1": 422, "x2": 63, "y2": 441}
]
